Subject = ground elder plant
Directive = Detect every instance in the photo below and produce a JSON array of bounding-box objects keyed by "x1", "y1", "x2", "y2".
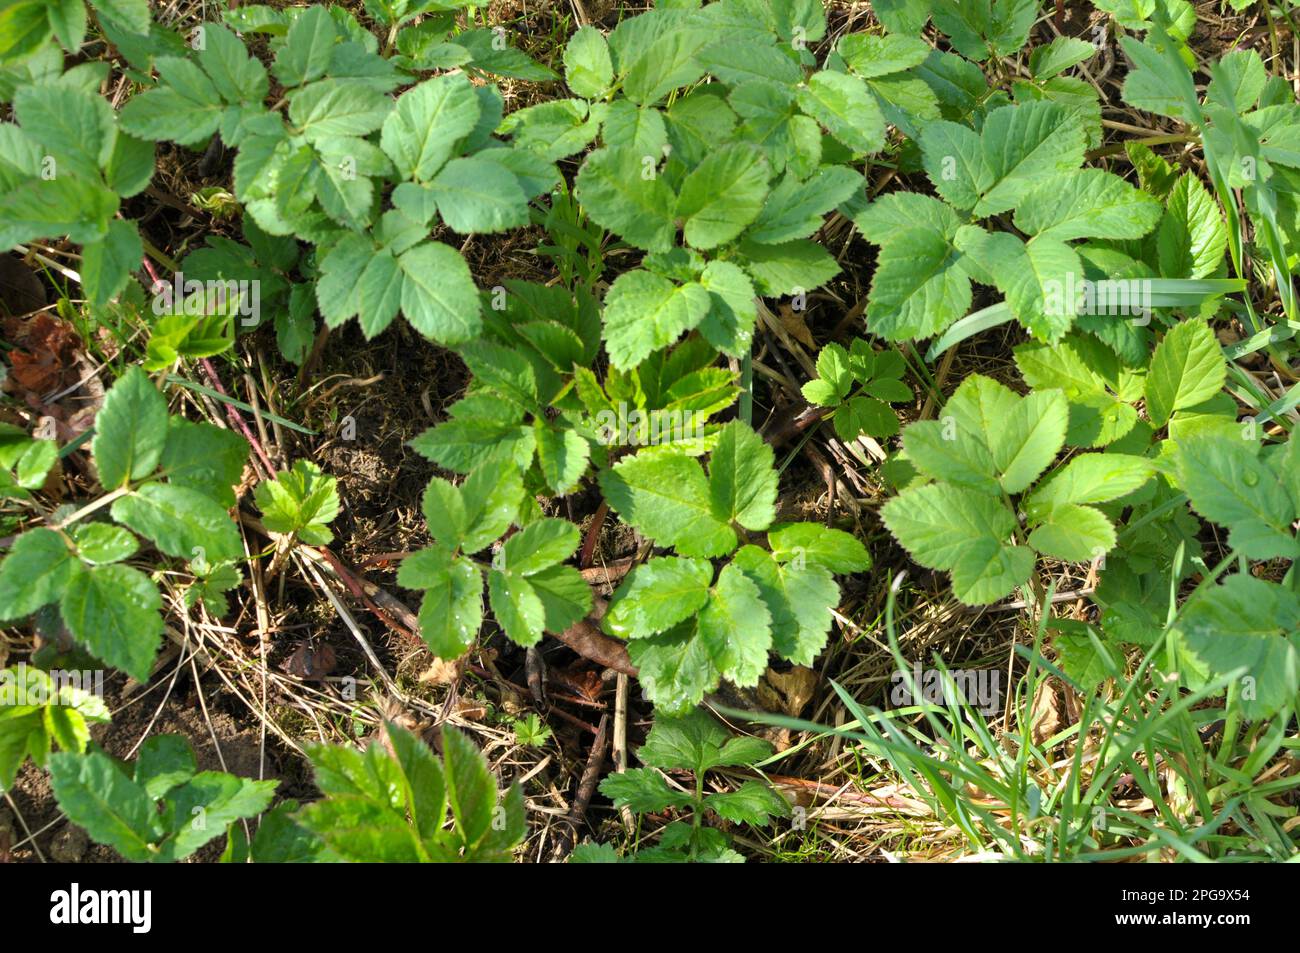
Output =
[{"x1": 3, "y1": 0, "x2": 1300, "y2": 868}]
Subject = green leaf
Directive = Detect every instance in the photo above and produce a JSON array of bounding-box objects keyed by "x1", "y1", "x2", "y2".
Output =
[
  {"x1": 159, "y1": 417, "x2": 249, "y2": 509},
  {"x1": 839, "y1": 34, "x2": 932, "y2": 78},
  {"x1": 864, "y1": 226, "x2": 971, "y2": 341},
  {"x1": 81, "y1": 219, "x2": 143, "y2": 308},
  {"x1": 602, "y1": 270, "x2": 711, "y2": 371},
  {"x1": 442, "y1": 725, "x2": 498, "y2": 848},
  {"x1": 574, "y1": 146, "x2": 677, "y2": 252},
  {"x1": 881, "y1": 482, "x2": 1033, "y2": 605},
  {"x1": 380, "y1": 72, "x2": 480, "y2": 181},
  {"x1": 400, "y1": 547, "x2": 484, "y2": 659},
  {"x1": 603, "y1": 557, "x2": 714, "y2": 639},
  {"x1": 796, "y1": 70, "x2": 884, "y2": 154},
  {"x1": 1177, "y1": 435, "x2": 1299, "y2": 560},
  {"x1": 1157, "y1": 173, "x2": 1227, "y2": 279},
  {"x1": 599, "y1": 768, "x2": 693, "y2": 813},
  {"x1": 1143, "y1": 318, "x2": 1226, "y2": 428},
  {"x1": 111, "y1": 482, "x2": 244, "y2": 563},
  {"x1": 254, "y1": 460, "x2": 340, "y2": 545},
  {"x1": 0, "y1": 0, "x2": 52, "y2": 62},
  {"x1": 1178, "y1": 575, "x2": 1300, "y2": 719},
  {"x1": 1026, "y1": 453, "x2": 1153, "y2": 514},
  {"x1": 398, "y1": 241, "x2": 482, "y2": 344},
  {"x1": 61, "y1": 563, "x2": 162, "y2": 681},
  {"x1": 747, "y1": 166, "x2": 863, "y2": 244},
  {"x1": 534, "y1": 421, "x2": 590, "y2": 496},
  {"x1": 92, "y1": 0, "x2": 151, "y2": 34},
  {"x1": 48, "y1": 749, "x2": 156, "y2": 862},
  {"x1": 0, "y1": 528, "x2": 77, "y2": 620},
  {"x1": 1026, "y1": 503, "x2": 1116, "y2": 562},
  {"x1": 955, "y1": 228, "x2": 1082, "y2": 341},
  {"x1": 674, "y1": 143, "x2": 770, "y2": 249},
  {"x1": 698, "y1": 259, "x2": 758, "y2": 356},
  {"x1": 697, "y1": 563, "x2": 771, "y2": 688},
  {"x1": 92, "y1": 366, "x2": 168, "y2": 488},
  {"x1": 133, "y1": 735, "x2": 196, "y2": 799},
  {"x1": 618, "y1": 22, "x2": 709, "y2": 105},
  {"x1": 704, "y1": 779, "x2": 789, "y2": 825},
  {"x1": 599, "y1": 452, "x2": 737, "y2": 558},
  {"x1": 118, "y1": 57, "x2": 223, "y2": 146},
  {"x1": 1029, "y1": 36, "x2": 1096, "y2": 80},
  {"x1": 707, "y1": 420, "x2": 777, "y2": 531},
  {"x1": 564, "y1": 25, "x2": 612, "y2": 98},
  {"x1": 735, "y1": 237, "x2": 840, "y2": 296},
  {"x1": 767, "y1": 522, "x2": 871, "y2": 573},
  {"x1": 12, "y1": 83, "x2": 113, "y2": 182},
  {"x1": 627, "y1": 622, "x2": 718, "y2": 713},
  {"x1": 500, "y1": 518, "x2": 579, "y2": 576},
  {"x1": 904, "y1": 375, "x2": 1067, "y2": 494},
  {"x1": 289, "y1": 78, "x2": 391, "y2": 141},
  {"x1": 427, "y1": 154, "x2": 529, "y2": 234},
  {"x1": 272, "y1": 5, "x2": 335, "y2": 88},
  {"x1": 732, "y1": 544, "x2": 838, "y2": 665},
  {"x1": 73, "y1": 523, "x2": 139, "y2": 565},
  {"x1": 925, "y1": 101, "x2": 1085, "y2": 217},
  {"x1": 637, "y1": 707, "x2": 731, "y2": 773},
  {"x1": 162, "y1": 771, "x2": 277, "y2": 860},
  {"x1": 1014, "y1": 169, "x2": 1161, "y2": 241}
]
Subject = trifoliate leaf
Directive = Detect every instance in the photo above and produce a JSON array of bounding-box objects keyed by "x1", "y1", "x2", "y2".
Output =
[{"x1": 254, "y1": 460, "x2": 339, "y2": 546}]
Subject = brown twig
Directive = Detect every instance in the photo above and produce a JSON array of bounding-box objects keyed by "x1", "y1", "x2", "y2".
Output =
[{"x1": 554, "y1": 618, "x2": 636, "y2": 676}]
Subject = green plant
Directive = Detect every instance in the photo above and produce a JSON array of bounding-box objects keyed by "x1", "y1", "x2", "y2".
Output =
[
  {"x1": 511, "y1": 713, "x2": 552, "y2": 747},
  {"x1": 287, "y1": 721, "x2": 526, "y2": 862},
  {"x1": 800, "y1": 340, "x2": 913, "y2": 442},
  {"x1": 600, "y1": 419, "x2": 869, "y2": 711},
  {"x1": 0, "y1": 368, "x2": 247, "y2": 679},
  {"x1": 255, "y1": 459, "x2": 341, "y2": 546},
  {"x1": 881, "y1": 373, "x2": 1156, "y2": 604},
  {"x1": 572, "y1": 708, "x2": 788, "y2": 862},
  {"x1": 48, "y1": 734, "x2": 277, "y2": 862},
  {"x1": 0, "y1": 664, "x2": 109, "y2": 791}
]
